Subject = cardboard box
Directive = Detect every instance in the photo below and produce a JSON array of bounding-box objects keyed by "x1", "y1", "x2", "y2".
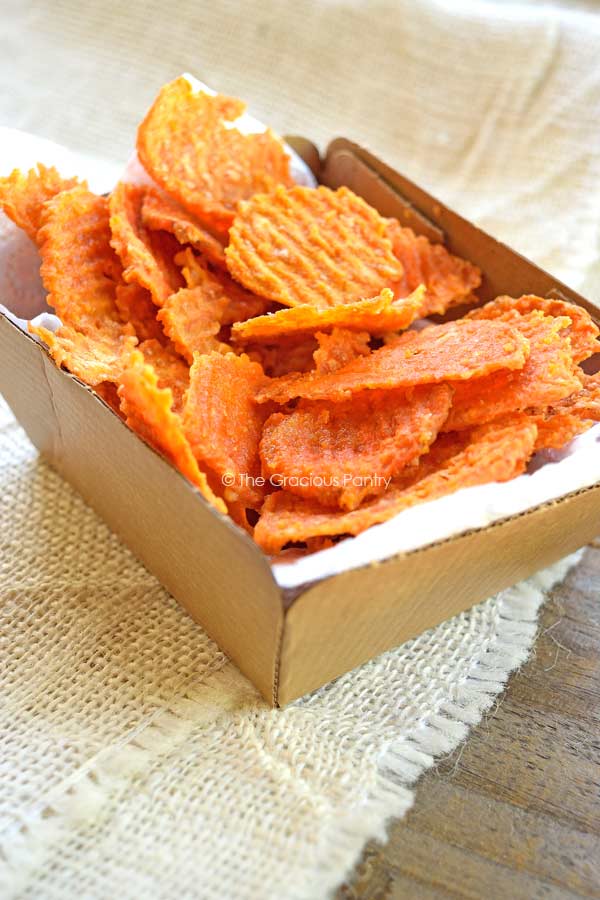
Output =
[{"x1": 1, "y1": 139, "x2": 599, "y2": 706}]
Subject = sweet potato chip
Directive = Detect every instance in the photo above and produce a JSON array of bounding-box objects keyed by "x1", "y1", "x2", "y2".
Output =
[
  {"x1": 0, "y1": 164, "x2": 83, "y2": 242},
  {"x1": 231, "y1": 287, "x2": 424, "y2": 343},
  {"x1": 467, "y1": 294, "x2": 599, "y2": 363},
  {"x1": 29, "y1": 322, "x2": 137, "y2": 386},
  {"x1": 183, "y1": 352, "x2": 271, "y2": 508},
  {"x1": 313, "y1": 329, "x2": 371, "y2": 375},
  {"x1": 386, "y1": 219, "x2": 481, "y2": 315},
  {"x1": 254, "y1": 417, "x2": 537, "y2": 553},
  {"x1": 38, "y1": 187, "x2": 124, "y2": 331},
  {"x1": 532, "y1": 372, "x2": 600, "y2": 449},
  {"x1": 159, "y1": 254, "x2": 268, "y2": 363},
  {"x1": 115, "y1": 282, "x2": 165, "y2": 343},
  {"x1": 141, "y1": 187, "x2": 227, "y2": 268},
  {"x1": 260, "y1": 383, "x2": 452, "y2": 509},
  {"x1": 109, "y1": 182, "x2": 184, "y2": 307},
  {"x1": 176, "y1": 248, "x2": 270, "y2": 323},
  {"x1": 245, "y1": 336, "x2": 319, "y2": 378},
  {"x1": 256, "y1": 318, "x2": 529, "y2": 404},
  {"x1": 158, "y1": 287, "x2": 228, "y2": 363},
  {"x1": 137, "y1": 76, "x2": 293, "y2": 234},
  {"x1": 118, "y1": 348, "x2": 225, "y2": 512},
  {"x1": 138, "y1": 338, "x2": 190, "y2": 415},
  {"x1": 226, "y1": 185, "x2": 403, "y2": 309},
  {"x1": 446, "y1": 311, "x2": 582, "y2": 431}
]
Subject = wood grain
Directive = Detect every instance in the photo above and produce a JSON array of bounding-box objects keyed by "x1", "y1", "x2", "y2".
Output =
[{"x1": 337, "y1": 543, "x2": 600, "y2": 900}]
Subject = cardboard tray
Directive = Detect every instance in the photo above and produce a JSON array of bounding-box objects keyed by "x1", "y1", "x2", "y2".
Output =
[{"x1": 1, "y1": 139, "x2": 599, "y2": 706}]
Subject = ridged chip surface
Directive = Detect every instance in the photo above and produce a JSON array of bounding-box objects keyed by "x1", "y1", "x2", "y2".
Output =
[
  {"x1": 231, "y1": 287, "x2": 423, "y2": 343},
  {"x1": 260, "y1": 384, "x2": 452, "y2": 510},
  {"x1": 137, "y1": 76, "x2": 293, "y2": 234},
  {"x1": 256, "y1": 319, "x2": 529, "y2": 404},
  {"x1": 0, "y1": 164, "x2": 83, "y2": 241},
  {"x1": 226, "y1": 185, "x2": 404, "y2": 309},
  {"x1": 386, "y1": 219, "x2": 481, "y2": 315},
  {"x1": 254, "y1": 417, "x2": 537, "y2": 553},
  {"x1": 183, "y1": 352, "x2": 271, "y2": 508},
  {"x1": 118, "y1": 348, "x2": 225, "y2": 512}
]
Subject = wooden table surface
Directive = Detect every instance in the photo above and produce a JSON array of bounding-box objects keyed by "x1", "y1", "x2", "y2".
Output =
[{"x1": 337, "y1": 540, "x2": 600, "y2": 900}]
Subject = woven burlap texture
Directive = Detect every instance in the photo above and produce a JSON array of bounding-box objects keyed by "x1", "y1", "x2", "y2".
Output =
[{"x1": 1, "y1": 1, "x2": 599, "y2": 898}]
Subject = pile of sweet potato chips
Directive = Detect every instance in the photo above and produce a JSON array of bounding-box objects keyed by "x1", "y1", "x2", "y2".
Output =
[{"x1": 2, "y1": 75, "x2": 599, "y2": 555}]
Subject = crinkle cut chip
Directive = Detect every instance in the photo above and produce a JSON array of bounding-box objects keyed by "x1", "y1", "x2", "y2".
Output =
[
  {"x1": 256, "y1": 318, "x2": 529, "y2": 405},
  {"x1": 445, "y1": 311, "x2": 583, "y2": 431},
  {"x1": 231, "y1": 287, "x2": 424, "y2": 343},
  {"x1": 115, "y1": 282, "x2": 166, "y2": 343},
  {"x1": 260, "y1": 383, "x2": 453, "y2": 510},
  {"x1": 141, "y1": 187, "x2": 227, "y2": 269},
  {"x1": 254, "y1": 416, "x2": 538, "y2": 553},
  {"x1": 0, "y1": 163, "x2": 83, "y2": 242},
  {"x1": 532, "y1": 372, "x2": 600, "y2": 450},
  {"x1": 159, "y1": 254, "x2": 269, "y2": 364},
  {"x1": 245, "y1": 336, "x2": 318, "y2": 378},
  {"x1": 386, "y1": 219, "x2": 481, "y2": 315},
  {"x1": 109, "y1": 182, "x2": 184, "y2": 307},
  {"x1": 158, "y1": 287, "x2": 228, "y2": 364},
  {"x1": 138, "y1": 338, "x2": 190, "y2": 415},
  {"x1": 313, "y1": 329, "x2": 371, "y2": 375},
  {"x1": 29, "y1": 322, "x2": 137, "y2": 386},
  {"x1": 183, "y1": 352, "x2": 270, "y2": 508},
  {"x1": 118, "y1": 348, "x2": 225, "y2": 512},
  {"x1": 137, "y1": 76, "x2": 293, "y2": 234},
  {"x1": 176, "y1": 248, "x2": 271, "y2": 323},
  {"x1": 38, "y1": 187, "x2": 124, "y2": 331},
  {"x1": 225, "y1": 185, "x2": 404, "y2": 309},
  {"x1": 467, "y1": 294, "x2": 600, "y2": 364}
]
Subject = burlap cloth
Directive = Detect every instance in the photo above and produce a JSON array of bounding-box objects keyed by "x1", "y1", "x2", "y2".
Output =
[{"x1": 1, "y1": 2, "x2": 599, "y2": 898}]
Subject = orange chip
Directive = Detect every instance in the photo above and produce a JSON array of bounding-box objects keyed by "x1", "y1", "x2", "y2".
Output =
[
  {"x1": 29, "y1": 322, "x2": 137, "y2": 386},
  {"x1": 141, "y1": 187, "x2": 227, "y2": 268},
  {"x1": 245, "y1": 335, "x2": 319, "y2": 378},
  {"x1": 182, "y1": 352, "x2": 271, "y2": 508},
  {"x1": 231, "y1": 286, "x2": 424, "y2": 343},
  {"x1": 118, "y1": 348, "x2": 225, "y2": 512},
  {"x1": 137, "y1": 76, "x2": 293, "y2": 234},
  {"x1": 138, "y1": 338, "x2": 190, "y2": 415},
  {"x1": 256, "y1": 318, "x2": 529, "y2": 404},
  {"x1": 445, "y1": 311, "x2": 582, "y2": 431},
  {"x1": 225, "y1": 185, "x2": 404, "y2": 309},
  {"x1": 0, "y1": 164, "x2": 83, "y2": 242},
  {"x1": 158, "y1": 287, "x2": 229, "y2": 363},
  {"x1": 386, "y1": 219, "x2": 481, "y2": 315},
  {"x1": 176, "y1": 247, "x2": 271, "y2": 323},
  {"x1": 532, "y1": 372, "x2": 600, "y2": 450},
  {"x1": 260, "y1": 383, "x2": 453, "y2": 510},
  {"x1": 115, "y1": 282, "x2": 165, "y2": 343},
  {"x1": 158, "y1": 253, "x2": 269, "y2": 363},
  {"x1": 38, "y1": 187, "x2": 124, "y2": 331},
  {"x1": 254, "y1": 417, "x2": 537, "y2": 553},
  {"x1": 109, "y1": 182, "x2": 184, "y2": 306},
  {"x1": 467, "y1": 294, "x2": 600, "y2": 363},
  {"x1": 313, "y1": 328, "x2": 371, "y2": 375}
]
